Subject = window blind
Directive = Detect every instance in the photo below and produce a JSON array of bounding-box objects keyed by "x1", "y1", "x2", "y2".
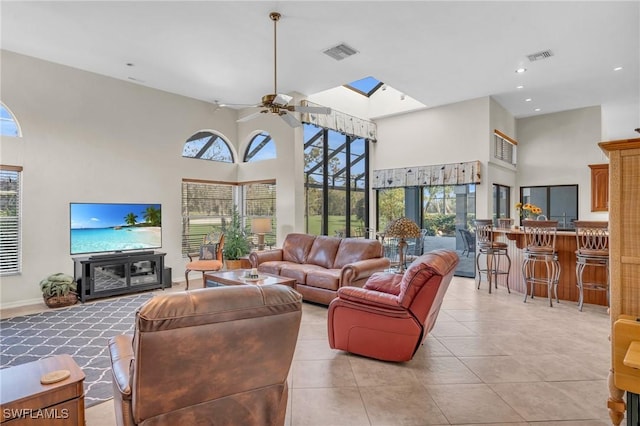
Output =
[
  {"x1": 0, "y1": 166, "x2": 22, "y2": 275},
  {"x1": 181, "y1": 180, "x2": 233, "y2": 255}
]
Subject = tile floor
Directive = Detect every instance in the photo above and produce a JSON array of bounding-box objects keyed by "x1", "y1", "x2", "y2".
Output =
[{"x1": 2, "y1": 276, "x2": 618, "y2": 425}]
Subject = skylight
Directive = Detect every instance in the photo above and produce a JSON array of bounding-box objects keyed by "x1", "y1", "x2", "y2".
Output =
[{"x1": 344, "y1": 76, "x2": 384, "y2": 97}]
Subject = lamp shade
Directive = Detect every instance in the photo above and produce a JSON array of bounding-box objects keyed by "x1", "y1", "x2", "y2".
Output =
[
  {"x1": 251, "y1": 217, "x2": 272, "y2": 234},
  {"x1": 384, "y1": 217, "x2": 421, "y2": 239}
]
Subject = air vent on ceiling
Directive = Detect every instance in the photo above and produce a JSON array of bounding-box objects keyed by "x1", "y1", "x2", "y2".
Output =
[
  {"x1": 323, "y1": 43, "x2": 359, "y2": 61},
  {"x1": 527, "y1": 49, "x2": 554, "y2": 62}
]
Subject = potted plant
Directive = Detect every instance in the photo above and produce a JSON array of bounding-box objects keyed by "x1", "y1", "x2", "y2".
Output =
[
  {"x1": 40, "y1": 273, "x2": 78, "y2": 308},
  {"x1": 222, "y1": 206, "x2": 251, "y2": 270}
]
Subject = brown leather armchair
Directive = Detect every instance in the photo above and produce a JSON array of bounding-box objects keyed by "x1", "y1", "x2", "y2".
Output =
[
  {"x1": 328, "y1": 249, "x2": 459, "y2": 362},
  {"x1": 108, "y1": 284, "x2": 302, "y2": 426}
]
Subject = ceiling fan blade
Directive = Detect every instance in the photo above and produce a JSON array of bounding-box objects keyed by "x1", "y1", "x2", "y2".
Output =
[
  {"x1": 280, "y1": 111, "x2": 302, "y2": 127},
  {"x1": 291, "y1": 105, "x2": 332, "y2": 114},
  {"x1": 237, "y1": 110, "x2": 265, "y2": 123}
]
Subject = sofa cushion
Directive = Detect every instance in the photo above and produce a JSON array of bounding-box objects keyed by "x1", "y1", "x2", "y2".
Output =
[
  {"x1": 280, "y1": 263, "x2": 327, "y2": 285},
  {"x1": 256, "y1": 261, "x2": 292, "y2": 275},
  {"x1": 305, "y1": 269, "x2": 341, "y2": 291},
  {"x1": 307, "y1": 236, "x2": 342, "y2": 269},
  {"x1": 282, "y1": 234, "x2": 316, "y2": 264},
  {"x1": 333, "y1": 238, "x2": 383, "y2": 269}
]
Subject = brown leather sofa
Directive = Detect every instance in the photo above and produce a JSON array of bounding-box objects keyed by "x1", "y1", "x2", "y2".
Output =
[
  {"x1": 108, "y1": 284, "x2": 302, "y2": 426},
  {"x1": 328, "y1": 249, "x2": 459, "y2": 362},
  {"x1": 249, "y1": 233, "x2": 390, "y2": 305}
]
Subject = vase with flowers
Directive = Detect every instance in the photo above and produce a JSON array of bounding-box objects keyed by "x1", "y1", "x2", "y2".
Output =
[{"x1": 515, "y1": 202, "x2": 543, "y2": 223}]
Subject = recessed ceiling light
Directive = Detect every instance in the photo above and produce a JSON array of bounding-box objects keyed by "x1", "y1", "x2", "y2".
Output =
[
  {"x1": 614, "y1": 66, "x2": 623, "y2": 71},
  {"x1": 525, "y1": 98, "x2": 532, "y2": 102},
  {"x1": 517, "y1": 85, "x2": 524, "y2": 89},
  {"x1": 515, "y1": 68, "x2": 527, "y2": 73},
  {"x1": 534, "y1": 108, "x2": 541, "y2": 112}
]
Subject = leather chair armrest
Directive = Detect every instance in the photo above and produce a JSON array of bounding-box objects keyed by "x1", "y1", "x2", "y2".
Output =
[
  {"x1": 336, "y1": 286, "x2": 403, "y2": 311},
  {"x1": 108, "y1": 334, "x2": 134, "y2": 398},
  {"x1": 340, "y1": 258, "x2": 391, "y2": 286},
  {"x1": 363, "y1": 272, "x2": 403, "y2": 296},
  {"x1": 108, "y1": 334, "x2": 136, "y2": 426},
  {"x1": 249, "y1": 249, "x2": 283, "y2": 267}
]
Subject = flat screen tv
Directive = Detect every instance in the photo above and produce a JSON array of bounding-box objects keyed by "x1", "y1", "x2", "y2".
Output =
[{"x1": 70, "y1": 203, "x2": 162, "y2": 255}]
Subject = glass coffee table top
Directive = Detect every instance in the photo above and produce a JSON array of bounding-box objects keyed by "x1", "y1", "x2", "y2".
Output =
[{"x1": 203, "y1": 269, "x2": 296, "y2": 288}]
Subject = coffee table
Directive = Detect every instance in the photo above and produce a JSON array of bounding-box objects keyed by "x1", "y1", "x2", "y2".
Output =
[{"x1": 204, "y1": 269, "x2": 296, "y2": 288}]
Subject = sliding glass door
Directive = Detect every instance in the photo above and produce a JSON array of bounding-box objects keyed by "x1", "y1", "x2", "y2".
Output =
[{"x1": 376, "y1": 184, "x2": 476, "y2": 277}]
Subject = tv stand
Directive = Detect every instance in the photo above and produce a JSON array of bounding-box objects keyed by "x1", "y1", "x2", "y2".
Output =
[{"x1": 73, "y1": 251, "x2": 166, "y2": 302}]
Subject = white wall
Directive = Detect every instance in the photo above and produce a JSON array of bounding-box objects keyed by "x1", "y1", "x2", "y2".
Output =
[
  {"x1": 0, "y1": 50, "x2": 242, "y2": 307},
  {"x1": 372, "y1": 96, "x2": 493, "y2": 219},
  {"x1": 516, "y1": 106, "x2": 608, "y2": 221}
]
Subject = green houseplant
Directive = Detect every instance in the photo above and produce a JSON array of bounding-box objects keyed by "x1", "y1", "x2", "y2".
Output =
[
  {"x1": 222, "y1": 206, "x2": 251, "y2": 269},
  {"x1": 40, "y1": 273, "x2": 78, "y2": 308}
]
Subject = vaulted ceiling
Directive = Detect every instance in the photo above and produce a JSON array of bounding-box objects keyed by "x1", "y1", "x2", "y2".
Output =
[{"x1": 2, "y1": 1, "x2": 638, "y2": 138}]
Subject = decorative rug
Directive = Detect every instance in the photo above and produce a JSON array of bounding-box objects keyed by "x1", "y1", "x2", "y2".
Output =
[{"x1": 0, "y1": 293, "x2": 153, "y2": 408}]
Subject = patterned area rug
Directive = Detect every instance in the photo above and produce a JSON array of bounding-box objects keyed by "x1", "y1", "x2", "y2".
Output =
[{"x1": 0, "y1": 293, "x2": 153, "y2": 407}]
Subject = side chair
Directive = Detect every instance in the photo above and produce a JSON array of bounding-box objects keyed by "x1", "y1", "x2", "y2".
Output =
[{"x1": 185, "y1": 232, "x2": 224, "y2": 289}]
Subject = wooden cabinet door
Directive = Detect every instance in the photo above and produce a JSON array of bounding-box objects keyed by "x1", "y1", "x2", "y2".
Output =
[{"x1": 589, "y1": 163, "x2": 609, "y2": 211}]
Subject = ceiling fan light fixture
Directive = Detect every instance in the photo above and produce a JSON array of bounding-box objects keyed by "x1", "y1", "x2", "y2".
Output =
[{"x1": 236, "y1": 11, "x2": 331, "y2": 128}]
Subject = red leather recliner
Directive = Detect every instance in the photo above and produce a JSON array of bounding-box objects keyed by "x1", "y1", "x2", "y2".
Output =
[{"x1": 328, "y1": 249, "x2": 459, "y2": 362}]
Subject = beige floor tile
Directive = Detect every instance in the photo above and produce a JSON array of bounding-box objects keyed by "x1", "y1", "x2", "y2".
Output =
[
  {"x1": 85, "y1": 400, "x2": 116, "y2": 426},
  {"x1": 437, "y1": 336, "x2": 508, "y2": 357},
  {"x1": 290, "y1": 387, "x2": 370, "y2": 426},
  {"x1": 413, "y1": 336, "x2": 453, "y2": 358},
  {"x1": 349, "y1": 356, "x2": 421, "y2": 387},
  {"x1": 523, "y1": 421, "x2": 609, "y2": 426},
  {"x1": 293, "y1": 338, "x2": 344, "y2": 361},
  {"x1": 297, "y1": 321, "x2": 329, "y2": 340},
  {"x1": 517, "y1": 353, "x2": 607, "y2": 381},
  {"x1": 552, "y1": 380, "x2": 611, "y2": 420},
  {"x1": 425, "y1": 383, "x2": 525, "y2": 424},
  {"x1": 430, "y1": 320, "x2": 476, "y2": 337},
  {"x1": 459, "y1": 355, "x2": 544, "y2": 383},
  {"x1": 359, "y1": 385, "x2": 449, "y2": 425},
  {"x1": 291, "y1": 358, "x2": 357, "y2": 388},
  {"x1": 490, "y1": 382, "x2": 603, "y2": 421},
  {"x1": 410, "y1": 356, "x2": 482, "y2": 385},
  {"x1": 59, "y1": 275, "x2": 613, "y2": 425}
]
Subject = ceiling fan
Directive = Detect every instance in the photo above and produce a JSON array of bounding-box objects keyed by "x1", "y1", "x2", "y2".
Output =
[{"x1": 236, "y1": 12, "x2": 331, "y2": 128}]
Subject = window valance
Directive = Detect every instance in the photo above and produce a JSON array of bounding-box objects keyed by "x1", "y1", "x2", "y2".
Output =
[
  {"x1": 373, "y1": 160, "x2": 481, "y2": 189},
  {"x1": 300, "y1": 101, "x2": 377, "y2": 141}
]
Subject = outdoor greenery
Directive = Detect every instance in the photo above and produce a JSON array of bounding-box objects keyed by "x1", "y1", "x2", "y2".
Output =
[
  {"x1": 422, "y1": 214, "x2": 456, "y2": 236},
  {"x1": 222, "y1": 206, "x2": 251, "y2": 260}
]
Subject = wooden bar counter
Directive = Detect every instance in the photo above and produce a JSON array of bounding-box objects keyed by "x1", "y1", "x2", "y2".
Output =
[{"x1": 492, "y1": 228, "x2": 608, "y2": 306}]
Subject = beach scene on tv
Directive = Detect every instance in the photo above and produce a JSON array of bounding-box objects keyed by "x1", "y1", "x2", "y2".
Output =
[{"x1": 70, "y1": 203, "x2": 162, "y2": 255}]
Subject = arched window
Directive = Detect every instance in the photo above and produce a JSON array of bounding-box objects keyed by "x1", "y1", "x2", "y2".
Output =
[
  {"x1": 244, "y1": 132, "x2": 277, "y2": 162},
  {"x1": 1, "y1": 102, "x2": 21, "y2": 137},
  {"x1": 182, "y1": 131, "x2": 233, "y2": 163}
]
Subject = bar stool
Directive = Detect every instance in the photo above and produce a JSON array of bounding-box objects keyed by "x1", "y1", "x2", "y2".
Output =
[
  {"x1": 521, "y1": 220, "x2": 560, "y2": 307},
  {"x1": 475, "y1": 219, "x2": 511, "y2": 293},
  {"x1": 574, "y1": 220, "x2": 609, "y2": 311}
]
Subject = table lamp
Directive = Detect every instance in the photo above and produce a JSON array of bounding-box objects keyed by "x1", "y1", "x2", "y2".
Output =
[
  {"x1": 251, "y1": 217, "x2": 272, "y2": 251},
  {"x1": 384, "y1": 217, "x2": 421, "y2": 273}
]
